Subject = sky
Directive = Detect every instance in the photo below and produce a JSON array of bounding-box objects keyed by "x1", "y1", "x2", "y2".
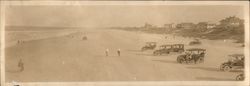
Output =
[{"x1": 5, "y1": 5, "x2": 244, "y2": 27}]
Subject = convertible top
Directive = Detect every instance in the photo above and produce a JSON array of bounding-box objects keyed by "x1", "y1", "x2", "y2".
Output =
[
  {"x1": 229, "y1": 54, "x2": 244, "y2": 57},
  {"x1": 172, "y1": 44, "x2": 184, "y2": 46},
  {"x1": 160, "y1": 44, "x2": 172, "y2": 47},
  {"x1": 146, "y1": 42, "x2": 157, "y2": 44},
  {"x1": 186, "y1": 48, "x2": 206, "y2": 51}
]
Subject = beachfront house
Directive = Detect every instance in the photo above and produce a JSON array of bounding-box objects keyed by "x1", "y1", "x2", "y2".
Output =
[
  {"x1": 176, "y1": 23, "x2": 195, "y2": 29},
  {"x1": 219, "y1": 16, "x2": 244, "y2": 28},
  {"x1": 163, "y1": 23, "x2": 175, "y2": 29},
  {"x1": 207, "y1": 23, "x2": 217, "y2": 29}
]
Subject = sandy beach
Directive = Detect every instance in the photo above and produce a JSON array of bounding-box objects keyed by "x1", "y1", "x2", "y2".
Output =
[{"x1": 5, "y1": 28, "x2": 244, "y2": 82}]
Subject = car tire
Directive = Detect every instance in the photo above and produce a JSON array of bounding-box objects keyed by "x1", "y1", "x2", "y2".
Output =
[
  {"x1": 223, "y1": 65, "x2": 231, "y2": 72},
  {"x1": 177, "y1": 57, "x2": 181, "y2": 63},
  {"x1": 189, "y1": 42, "x2": 194, "y2": 45},
  {"x1": 177, "y1": 57, "x2": 185, "y2": 64},
  {"x1": 236, "y1": 74, "x2": 244, "y2": 81},
  {"x1": 199, "y1": 58, "x2": 204, "y2": 63},
  {"x1": 178, "y1": 50, "x2": 184, "y2": 53},
  {"x1": 141, "y1": 48, "x2": 146, "y2": 51},
  {"x1": 180, "y1": 59, "x2": 185, "y2": 64},
  {"x1": 220, "y1": 65, "x2": 225, "y2": 70},
  {"x1": 153, "y1": 52, "x2": 158, "y2": 56}
]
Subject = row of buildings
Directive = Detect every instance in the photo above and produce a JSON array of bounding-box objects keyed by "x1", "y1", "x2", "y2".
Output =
[
  {"x1": 143, "y1": 22, "x2": 217, "y2": 30},
  {"x1": 143, "y1": 16, "x2": 244, "y2": 31}
]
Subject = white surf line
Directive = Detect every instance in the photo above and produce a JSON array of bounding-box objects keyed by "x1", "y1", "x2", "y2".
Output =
[{"x1": 5, "y1": 30, "x2": 76, "y2": 48}]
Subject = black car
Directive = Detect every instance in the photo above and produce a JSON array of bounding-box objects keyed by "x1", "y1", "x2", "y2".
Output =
[
  {"x1": 153, "y1": 44, "x2": 184, "y2": 55},
  {"x1": 220, "y1": 54, "x2": 244, "y2": 72},
  {"x1": 141, "y1": 42, "x2": 157, "y2": 51},
  {"x1": 177, "y1": 48, "x2": 206, "y2": 64},
  {"x1": 189, "y1": 39, "x2": 201, "y2": 45}
]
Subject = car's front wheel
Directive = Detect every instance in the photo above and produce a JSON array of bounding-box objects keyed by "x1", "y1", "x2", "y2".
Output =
[
  {"x1": 220, "y1": 64, "x2": 225, "y2": 70},
  {"x1": 177, "y1": 56, "x2": 185, "y2": 63},
  {"x1": 177, "y1": 57, "x2": 181, "y2": 63},
  {"x1": 223, "y1": 65, "x2": 231, "y2": 72},
  {"x1": 141, "y1": 47, "x2": 146, "y2": 51},
  {"x1": 153, "y1": 52, "x2": 159, "y2": 56}
]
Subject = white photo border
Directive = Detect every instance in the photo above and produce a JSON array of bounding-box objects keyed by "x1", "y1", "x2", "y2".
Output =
[{"x1": 0, "y1": 1, "x2": 249, "y2": 86}]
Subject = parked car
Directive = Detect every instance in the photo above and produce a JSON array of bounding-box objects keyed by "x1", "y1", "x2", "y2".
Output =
[
  {"x1": 177, "y1": 48, "x2": 206, "y2": 64},
  {"x1": 189, "y1": 39, "x2": 201, "y2": 45},
  {"x1": 141, "y1": 42, "x2": 157, "y2": 51},
  {"x1": 82, "y1": 36, "x2": 88, "y2": 40},
  {"x1": 220, "y1": 54, "x2": 244, "y2": 72},
  {"x1": 153, "y1": 44, "x2": 184, "y2": 55}
]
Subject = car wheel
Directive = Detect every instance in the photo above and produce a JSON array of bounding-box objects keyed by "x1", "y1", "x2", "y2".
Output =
[
  {"x1": 141, "y1": 48, "x2": 145, "y2": 51},
  {"x1": 223, "y1": 65, "x2": 231, "y2": 72},
  {"x1": 199, "y1": 58, "x2": 204, "y2": 63},
  {"x1": 141, "y1": 49, "x2": 145, "y2": 52},
  {"x1": 153, "y1": 52, "x2": 158, "y2": 56},
  {"x1": 180, "y1": 59, "x2": 185, "y2": 64},
  {"x1": 189, "y1": 42, "x2": 193, "y2": 45},
  {"x1": 219, "y1": 65, "x2": 225, "y2": 70},
  {"x1": 236, "y1": 74, "x2": 244, "y2": 81},
  {"x1": 177, "y1": 57, "x2": 181, "y2": 63}
]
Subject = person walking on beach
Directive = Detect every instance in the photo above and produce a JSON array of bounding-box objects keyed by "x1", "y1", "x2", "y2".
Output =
[
  {"x1": 105, "y1": 49, "x2": 109, "y2": 56},
  {"x1": 18, "y1": 59, "x2": 24, "y2": 72},
  {"x1": 117, "y1": 49, "x2": 121, "y2": 56}
]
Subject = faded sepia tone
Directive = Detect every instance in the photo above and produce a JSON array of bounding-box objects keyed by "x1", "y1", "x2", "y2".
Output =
[{"x1": 1, "y1": 1, "x2": 249, "y2": 86}]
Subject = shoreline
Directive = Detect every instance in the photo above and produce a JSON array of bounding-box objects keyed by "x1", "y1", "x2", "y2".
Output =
[{"x1": 5, "y1": 29, "x2": 79, "y2": 48}]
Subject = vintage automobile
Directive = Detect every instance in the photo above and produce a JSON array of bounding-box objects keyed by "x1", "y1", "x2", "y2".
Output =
[
  {"x1": 220, "y1": 54, "x2": 244, "y2": 72},
  {"x1": 177, "y1": 48, "x2": 206, "y2": 64},
  {"x1": 236, "y1": 73, "x2": 244, "y2": 81},
  {"x1": 82, "y1": 36, "x2": 88, "y2": 40},
  {"x1": 189, "y1": 39, "x2": 202, "y2": 45},
  {"x1": 141, "y1": 42, "x2": 157, "y2": 51},
  {"x1": 153, "y1": 44, "x2": 184, "y2": 55}
]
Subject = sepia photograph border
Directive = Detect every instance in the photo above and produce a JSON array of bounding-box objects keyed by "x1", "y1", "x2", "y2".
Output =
[{"x1": 0, "y1": 1, "x2": 249, "y2": 86}]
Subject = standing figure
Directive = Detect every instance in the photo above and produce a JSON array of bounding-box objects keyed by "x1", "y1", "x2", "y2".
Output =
[
  {"x1": 117, "y1": 49, "x2": 121, "y2": 56},
  {"x1": 105, "y1": 49, "x2": 109, "y2": 56},
  {"x1": 18, "y1": 59, "x2": 24, "y2": 72}
]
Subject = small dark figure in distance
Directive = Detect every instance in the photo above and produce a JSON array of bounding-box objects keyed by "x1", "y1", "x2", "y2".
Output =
[
  {"x1": 82, "y1": 36, "x2": 88, "y2": 40},
  {"x1": 117, "y1": 49, "x2": 121, "y2": 56},
  {"x1": 18, "y1": 59, "x2": 24, "y2": 72},
  {"x1": 105, "y1": 49, "x2": 109, "y2": 56}
]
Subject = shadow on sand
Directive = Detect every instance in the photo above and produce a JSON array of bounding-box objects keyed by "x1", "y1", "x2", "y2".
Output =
[
  {"x1": 186, "y1": 66, "x2": 243, "y2": 72},
  {"x1": 186, "y1": 66, "x2": 220, "y2": 72},
  {"x1": 152, "y1": 59, "x2": 178, "y2": 64},
  {"x1": 134, "y1": 53, "x2": 154, "y2": 56},
  {"x1": 126, "y1": 49, "x2": 142, "y2": 52},
  {"x1": 195, "y1": 77, "x2": 234, "y2": 81}
]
